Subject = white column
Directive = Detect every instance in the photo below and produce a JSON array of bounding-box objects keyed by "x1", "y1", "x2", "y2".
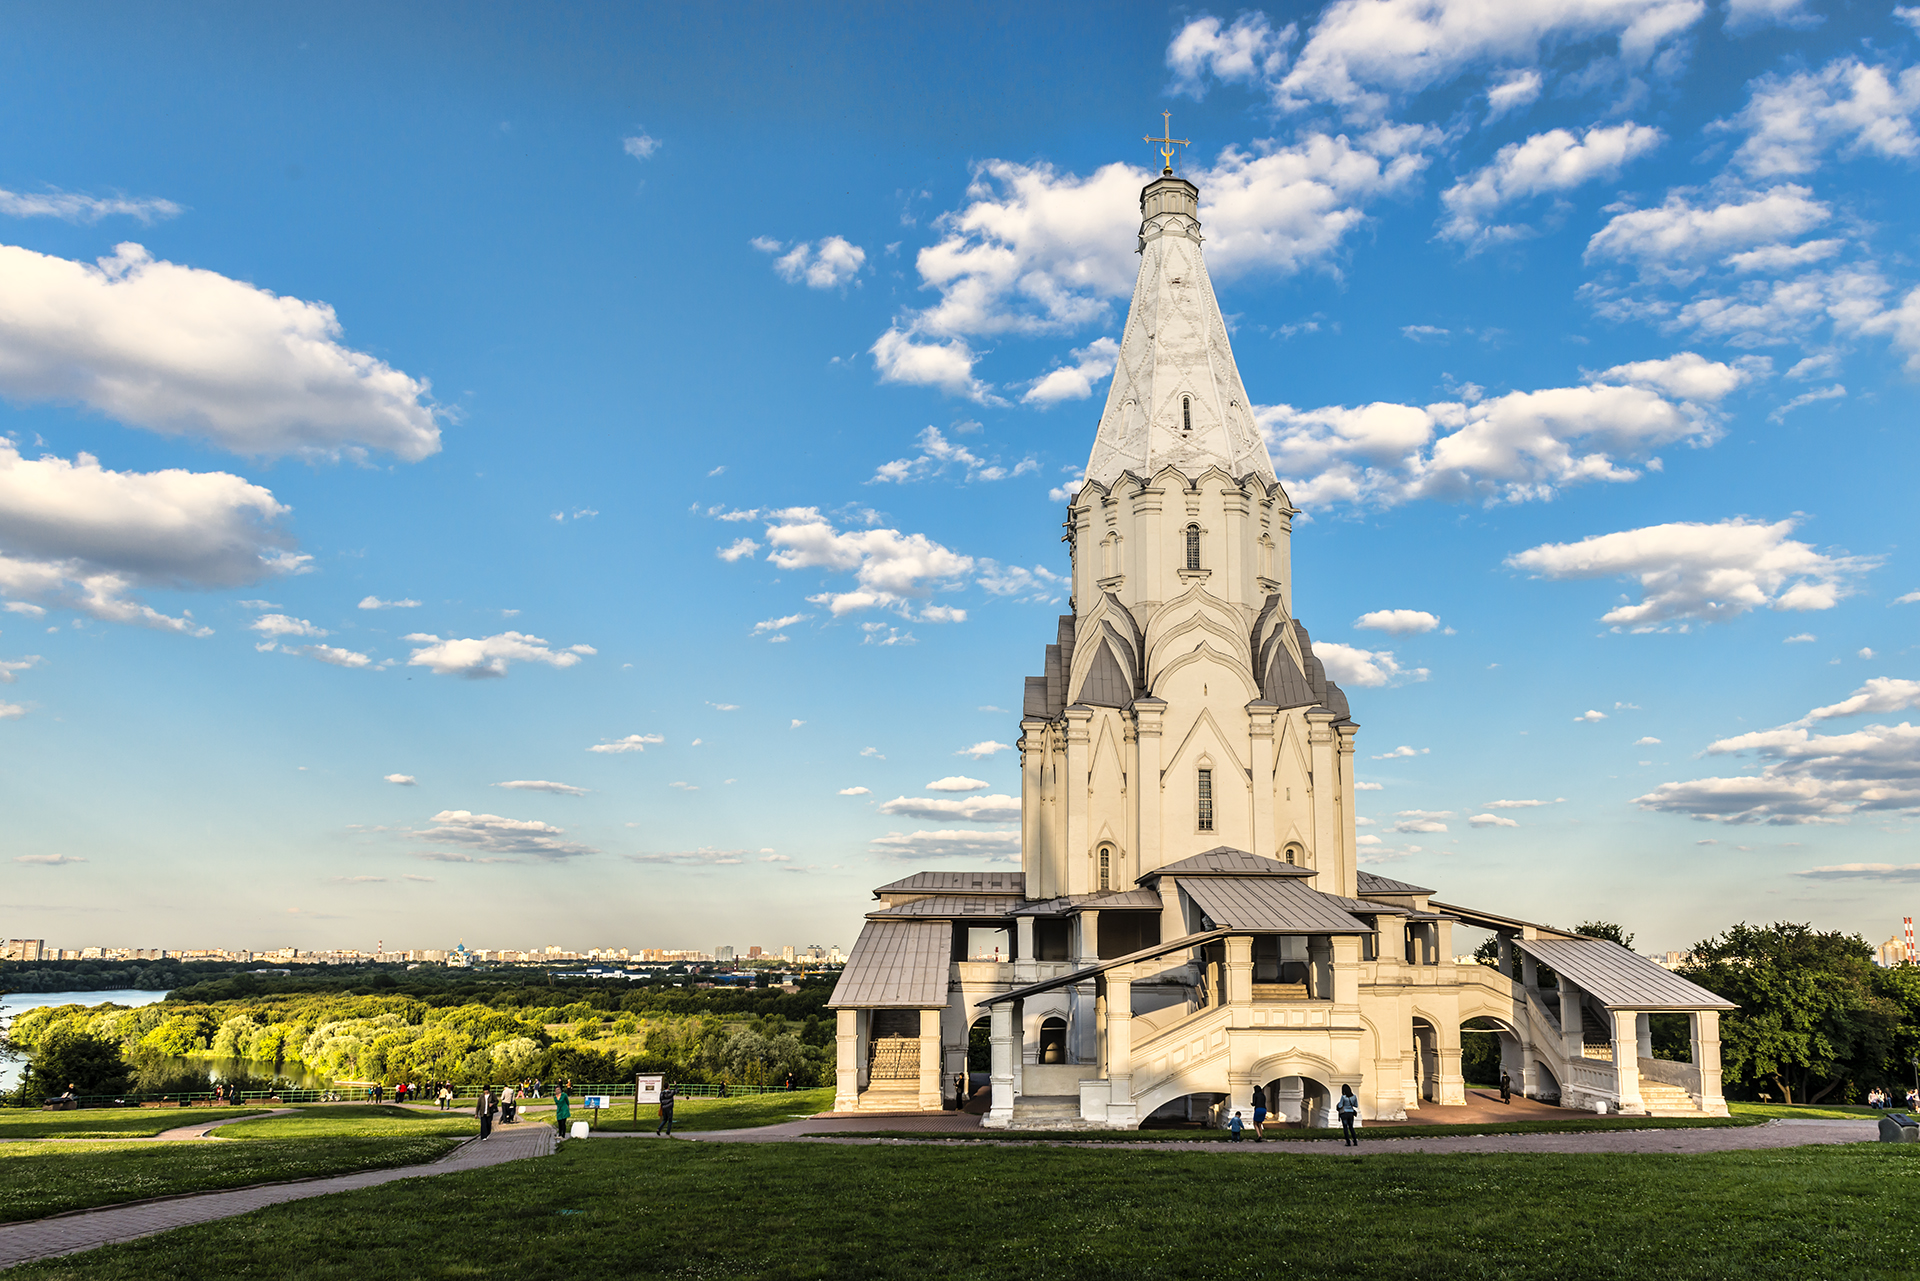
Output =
[
  {"x1": 1020, "y1": 721, "x2": 1048, "y2": 897},
  {"x1": 1225, "y1": 934, "x2": 1253, "y2": 1026},
  {"x1": 1247, "y1": 704, "x2": 1277, "y2": 861},
  {"x1": 833, "y1": 1009, "x2": 860, "y2": 1112},
  {"x1": 1635, "y1": 1012, "x2": 1653, "y2": 1062},
  {"x1": 1307, "y1": 709, "x2": 1337, "y2": 874},
  {"x1": 1691, "y1": 1010, "x2": 1726, "y2": 1114},
  {"x1": 918, "y1": 1008, "x2": 943, "y2": 1112},
  {"x1": 1064, "y1": 707, "x2": 1093, "y2": 894},
  {"x1": 1014, "y1": 916, "x2": 1036, "y2": 984},
  {"x1": 986, "y1": 1002, "x2": 1016, "y2": 1128},
  {"x1": 1334, "y1": 724, "x2": 1360, "y2": 899},
  {"x1": 1435, "y1": 1020, "x2": 1466, "y2": 1106},
  {"x1": 1105, "y1": 968, "x2": 1135, "y2": 1126},
  {"x1": 1612, "y1": 1009, "x2": 1643, "y2": 1113},
  {"x1": 1134, "y1": 699, "x2": 1165, "y2": 878}
]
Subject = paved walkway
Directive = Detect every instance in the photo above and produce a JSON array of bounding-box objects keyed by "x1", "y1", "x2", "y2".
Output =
[{"x1": 0, "y1": 1119, "x2": 555, "y2": 1270}]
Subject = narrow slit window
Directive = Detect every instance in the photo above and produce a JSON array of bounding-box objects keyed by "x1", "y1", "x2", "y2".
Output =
[
  {"x1": 1098, "y1": 846, "x2": 1111, "y2": 890},
  {"x1": 1197, "y1": 768, "x2": 1214, "y2": 831},
  {"x1": 1182, "y1": 396, "x2": 1192, "y2": 434},
  {"x1": 1185, "y1": 524, "x2": 1201, "y2": 571}
]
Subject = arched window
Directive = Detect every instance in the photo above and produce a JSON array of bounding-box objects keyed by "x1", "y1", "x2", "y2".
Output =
[
  {"x1": 1185, "y1": 524, "x2": 1201, "y2": 571},
  {"x1": 1182, "y1": 396, "x2": 1192, "y2": 434},
  {"x1": 1197, "y1": 768, "x2": 1214, "y2": 831},
  {"x1": 1098, "y1": 844, "x2": 1112, "y2": 891}
]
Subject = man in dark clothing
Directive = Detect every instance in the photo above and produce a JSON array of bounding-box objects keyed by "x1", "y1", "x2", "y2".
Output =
[
  {"x1": 655, "y1": 1085, "x2": 677, "y2": 1136},
  {"x1": 476, "y1": 1087, "x2": 496, "y2": 1140},
  {"x1": 1500, "y1": 1071, "x2": 1513, "y2": 1104}
]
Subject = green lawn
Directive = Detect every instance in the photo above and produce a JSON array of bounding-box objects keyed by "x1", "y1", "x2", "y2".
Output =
[
  {"x1": 0, "y1": 1108, "x2": 269, "y2": 1140},
  {"x1": 215, "y1": 1106, "x2": 477, "y2": 1141},
  {"x1": 12, "y1": 1138, "x2": 1920, "y2": 1280},
  {"x1": 0, "y1": 1137, "x2": 462, "y2": 1224},
  {"x1": 1727, "y1": 1102, "x2": 1886, "y2": 1121},
  {"x1": 815, "y1": 1115, "x2": 1764, "y2": 1142},
  {"x1": 585, "y1": 1088, "x2": 833, "y2": 1132}
]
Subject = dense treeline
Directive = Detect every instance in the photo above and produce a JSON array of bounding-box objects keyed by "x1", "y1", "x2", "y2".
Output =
[{"x1": 0, "y1": 959, "x2": 261, "y2": 994}]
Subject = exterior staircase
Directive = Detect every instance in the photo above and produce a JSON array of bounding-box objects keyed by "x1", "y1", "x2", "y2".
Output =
[
  {"x1": 1635, "y1": 1079, "x2": 1706, "y2": 1117},
  {"x1": 1005, "y1": 1094, "x2": 1107, "y2": 1131},
  {"x1": 856, "y1": 1035, "x2": 924, "y2": 1112}
]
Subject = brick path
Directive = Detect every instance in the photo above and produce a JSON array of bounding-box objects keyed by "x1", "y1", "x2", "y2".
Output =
[{"x1": 0, "y1": 1119, "x2": 555, "y2": 1270}]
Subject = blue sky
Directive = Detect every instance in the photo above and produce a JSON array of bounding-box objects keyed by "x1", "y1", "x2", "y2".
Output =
[{"x1": 2, "y1": 1, "x2": 1917, "y2": 958}]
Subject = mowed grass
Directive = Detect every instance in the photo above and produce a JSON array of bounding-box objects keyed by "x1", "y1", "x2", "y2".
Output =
[
  {"x1": 0, "y1": 1137, "x2": 463, "y2": 1224},
  {"x1": 0, "y1": 1108, "x2": 269, "y2": 1140},
  {"x1": 1728, "y1": 1102, "x2": 1887, "y2": 1121},
  {"x1": 215, "y1": 1106, "x2": 477, "y2": 1141},
  {"x1": 12, "y1": 1139, "x2": 1920, "y2": 1281},
  {"x1": 815, "y1": 1115, "x2": 1764, "y2": 1142},
  {"x1": 586, "y1": 1087, "x2": 833, "y2": 1132}
]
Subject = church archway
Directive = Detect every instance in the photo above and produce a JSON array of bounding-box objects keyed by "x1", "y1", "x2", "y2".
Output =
[{"x1": 1038, "y1": 1017, "x2": 1068, "y2": 1064}]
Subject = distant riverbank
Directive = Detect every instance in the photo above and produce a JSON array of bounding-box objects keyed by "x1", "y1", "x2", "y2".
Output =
[{"x1": 0, "y1": 989, "x2": 170, "y2": 1091}]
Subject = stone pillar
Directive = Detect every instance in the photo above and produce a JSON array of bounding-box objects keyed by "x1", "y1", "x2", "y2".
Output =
[
  {"x1": 1273, "y1": 1077, "x2": 1306, "y2": 1125},
  {"x1": 1134, "y1": 699, "x2": 1166, "y2": 878},
  {"x1": 1520, "y1": 951, "x2": 1539, "y2": 989},
  {"x1": 1014, "y1": 916, "x2": 1036, "y2": 983},
  {"x1": 1307, "y1": 935, "x2": 1333, "y2": 1001},
  {"x1": 986, "y1": 1001, "x2": 1016, "y2": 1128},
  {"x1": 1612, "y1": 1009, "x2": 1643, "y2": 1113},
  {"x1": 1496, "y1": 935, "x2": 1513, "y2": 977},
  {"x1": 918, "y1": 1008, "x2": 943, "y2": 1112},
  {"x1": 1691, "y1": 1010, "x2": 1726, "y2": 1114},
  {"x1": 1064, "y1": 706, "x2": 1093, "y2": 894},
  {"x1": 1020, "y1": 720, "x2": 1048, "y2": 897},
  {"x1": 1435, "y1": 1020, "x2": 1466, "y2": 1106},
  {"x1": 1247, "y1": 703, "x2": 1277, "y2": 860},
  {"x1": 1334, "y1": 723, "x2": 1360, "y2": 899},
  {"x1": 834, "y1": 1009, "x2": 860, "y2": 1112},
  {"x1": 1077, "y1": 910, "x2": 1101, "y2": 965},
  {"x1": 1307, "y1": 709, "x2": 1338, "y2": 876},
  {"x1": 1105, "y1": 968, "x2": 1135, "y2": 1126},
  {"x1": 1636, "y1": 1012, "x2": 1653, "y2": 1062},
  {"x1": 1073, "y1": 909, "x2": 1102, "y2": 1065},
  {"x1": 1225, "y1": 934, "x2": 1253, "y2": 1020},
  {"x1": 1226, "y1": 1071, "x2": 1255, "y2": 1131},
  {"x1": 1559, "y1": 982, "x2": 1584, "y2": 1074}
]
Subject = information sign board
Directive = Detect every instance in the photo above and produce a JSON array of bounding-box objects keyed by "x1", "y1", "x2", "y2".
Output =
[{"x1": 636, "y1": 1075, "x2": 664, "y2": 1104}]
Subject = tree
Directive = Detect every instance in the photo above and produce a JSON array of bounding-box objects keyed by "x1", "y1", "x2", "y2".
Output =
[
  {"x1": 1573, "y1": 921, "x2": 1635, "y2": 949},
  {"x1": 1680, "y1": 922, "x2": 1895, "y2": 1104},
  {"x1": 17, "y1": 1028, "x2": 130, "y2": 1103}
]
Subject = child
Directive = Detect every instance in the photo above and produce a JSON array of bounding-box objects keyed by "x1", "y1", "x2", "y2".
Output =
[{"x1": 1229, "y1": 1110, "x2": 1244, "y2": 1141}]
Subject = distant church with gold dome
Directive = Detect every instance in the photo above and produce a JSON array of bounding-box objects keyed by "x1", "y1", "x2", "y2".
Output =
[{"x1": 827, "y1": 129, "x2": 1734, "y2": 1130}]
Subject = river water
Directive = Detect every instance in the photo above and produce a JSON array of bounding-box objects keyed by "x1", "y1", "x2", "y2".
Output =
[{"x1": 0, "y1": 989, "x2": 331, "y2": 1091}]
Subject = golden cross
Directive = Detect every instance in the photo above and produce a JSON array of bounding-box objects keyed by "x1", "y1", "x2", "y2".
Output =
[{"x1": 1144, "y1": 110, "x2": 1188, "y2": 174}]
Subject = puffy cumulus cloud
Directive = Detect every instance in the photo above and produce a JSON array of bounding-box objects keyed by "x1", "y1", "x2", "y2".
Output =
[
  {"x1": 1372, "y1": 745, "x2": 1429, "y2": 759},
  {"x1": 0, "y1": 242, "x2": 439, "y2": 461},
  {"x1": 492, "y1": 780, "x2": 589, "y2": 796},
  {"x1": 1506, "y1": 517, "x2": 1873, "y2": 629},
  {"x1": 0, "y1": 441, "x2": 305, "y2": 632},
  {"x1": 1259, "y1": 352, "x2": 1749, "y2": 509},
  {"x1": 869, "y1": 829, "x2": 1022, "y2": 861},
  {"x1": 925, "y1": 776, "x2": 990, "y2": 792},
  {"x1": 1585, "y1": 186, "x2": 1831, "y2": 276},
  {"x1": 249, "y1": 613, "x2": 325, "y2": 639},
  {"x1": 622, "y1": 132, "x2": 660, "y2": 160},
  {"x1": 757, "y1": 235, "x2": 866, "y2": 289},
  {"x1": 405, "y1": 631, "x2": 595, "y2": 679},
  {"x1": 1795, "y1": 677, "x2": 1920, "y2": 725},
  {"x1": 412, "y1": 810, "x2": 597, "y2": 861},
  {"x1": 384, "y1": 774, "x2": 417, "y2": 786},
  {"x1": 0, "y1": 187, "x2": 181, "y2": 223},
  {"x1": 838, "y1": 786, "x2": 872, "y2": 796},
  {"x1": 1717, "y1": 57, "x2": 1920, "y2": 178},
  {"x1": 1266, "y1": 0, "x2": 1705, "y2": 119},
  {"x1": 1469, "y1": 812, "x2": 1521, "y2": 827},
  {"x1": 1638, "y1": 722, "x2": 1920, "y2": 824},
  {"x1": 0, "y1": 699, "x2": 25, "y2": 719},
  {"x1": 1167, "y1": 12, "x2": 1292, "y2": 96},
  {"x1": 1485, "y1": 68, "x2": 1545, "y2": 121},
  {"x1": 0, "y1": 655, "x2": 43, "y2": 684},
  {"x1": 1354, "y1": 609, "x2": 1439, "y2": 635},
  {"x1": 751, "y1": 613, "x2": 808, "y2": 637},
  {"x1": 358, "y1": 595, "x2": 420, "y2": 610},
  {"x1": 288, "y1": 643, "x2": 371, "y2": 669},
  {"x1": 877, "y1": 793, "x2": 1020, "y2": 823},
  {"x1": 1315, "y1": 641, "x2": 1428, "y2": 687},
  {"x1": 717, "y1": 538, "x2": 760, "y2": 563},
  {"x1": 1440, "y1": 122, "x2": 1664, "y2": 246},
  {"x1": 1665, "y1": 267, "x2": 1890, "y2": 351},
  {"x1": 958, "y1": 740, "x2": 1013, "y2": 759},
  {"x1": 870, "y1": 426, "x2": 1037, "y2": 484},
  {"x1": 4, "y1": 601, "x2": 45, "y2": 617},
  {"x1": 1394, "y1": 809, "x2": 1453, "y2": 833},
  {"x1": 588, "y1": 733, "x2": 664, "y2": 754},
  {"x1": 755, "y1": 507, "x2": 972, "y2": 618},
  {"x1": 1575, "y1": 709, "x2": 1609, "y2": 721},
  {"x1": 625, "y1": 848, "x2": 749, "y2": 866},
  {"x1": 870, "y1": 329, "x2": 993, "y2": 401},
  {"x1": 1024, "y1": 337, "x2": 1119, "y2": 405}
]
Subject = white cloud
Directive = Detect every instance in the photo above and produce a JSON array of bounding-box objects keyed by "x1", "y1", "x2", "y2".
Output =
[
  {"x1": 759, "y1": 235, "x2": 867, "y2": 289},
  {"x1": 976, "y1": 562, "x2": 1068, "y2": 602},
  {"x1": 1724, "y1": 0, "x2": 1820, "y2": 32},
  {"x1": 1259, "y1": 353, "x2": 1749, "y2": 509},
  {"x1": 1784, "y1": 633, "x2": 1817, "y2": 643},
  {"x1": 403, "y1": 632, "x2": 593, "y2": 679},
  {"x1": 1586, "y1": 186, "x2": 1831, "y2": 275},
  {"x1": 1024, "y1": 337, "x2": 1120, "y2": 405},
  {"x1": 3, "y1": 601, "x2": 45, "y2": 617},
  {"x1": 623, "y1": 132, "x2": 660, "y2": 160},
  {"x1": 1167, "y1": 13, "x2": 1291, "y2": 97},
  {"x1": 1901, "y1": 6, "x2": 1920, "y2": 33},
  {"x1": 869, "y1": 329, "x2": 993, "y2": 400},
  {"x1": 1506, "y1": 517, "x2": 1873, "y2": 628},
  {"x1": 1769, "y1": 384, "x2": 1846, "y2": 422},
  {"x1": 412, "y1": 810, "x2": 596, "y2": 860},
  {"x1": 15, "y1": 853, "x2": 85, "y2": 864},
  {"x1": 358, "y1": 596, "x2": 420, "y2": 610},
  {"x1": 1793, "y1": 862, "x2": 1920, "y2": 882},
  {"x1": 878, "y1": 793, "x2": 1020, "y2": 823},
  {"x1": 384, "y1": 774, "x2": 417, "y2": 786},
  {"x1": 1356, "y1": 780, "x2": 1385, "y2": 790},
  {"x1": 958, "y1": 740, "x2": 1012, "y2": 759},
  {"x1": 1575, "y1": 709, "x2": 1609, "y2": 721},
  {"x1": 492, "y1": 780, "x2": 590, "y2": 796},
  {"x1": 250, "y1": 613, "x2": 326, "y2": 639},
  {"x1": 870, "y1": 426, "x2": 1036, "y2": 484},
  {"x1": 1469, "y1": 813, "x2": 1520, "y2": 827},
  {"x1": 1315, "y1": 641, "x2": 1428, "y2": 687},
  {"x1": 925, "y1": 776, "x2": 990, "y2": 792},
  {"x1": 718, "y1": 538, "x2": 761, "y2": 562},
  {"x1": 1353, "y1": 609, "x2": 1439, "y2": 635},
  {"x1": 668, "y1": 781, "x2": 698, "y2": 791},
  {"x1": 1718, "y1": 58, "x2": 1920, "y2": 178},
  {"x1": 1896, "y1": 591, "x2": 1920, "y2": 605},
  {"x1": 838, "y1": 786, "x2": 872, "y2": 796},
  {"x1": 1485, "y1": 68, "x2": 1544, "y2": 121},
  {"x1": 861, "y1": 746, "x2": 886, "y2": 759},
  {"x1": 588, "y1": 733, "x2": 664, "y2": 754},
  {"x1": 707, "y1": 701, "x2": 739, "y2": 711},
  {"x1": 1796, "y1": 677, "x2": 1920, "y2": 725},
  {"x1": 1724, "y1": 239, "x2": 1843, "y2": 274},
  {"x1": 0, "y1": 440, "x2": 305, "y2": 632},
  {"x1": 751, "y1": 613, "x2": 808, "y2": 636},
  {"x1": 753, "y1": 506, "x2": 973, "y2": 618},
  {"x1": 1636, "y1": 736, "x2": 1663, "y2": 745},
  {"x1": 1394, "y1": 809, "x2": 1453, "y2": 833},
  {"x1": 1638, "y1": 722, "x2": 1920, "y2": 824},
  {"x1": 0, "y1": 242, "x2": 439, "y2": 461},
  {"x1": 0, "y1": 188, "x2": 181, "y2": 223},
  {"x1": 0, "y1": 700, "x2": 25, "y2": 719},
  {"x1": 861, "y1": 623, "x2": 918, "y2": 645},
  {"x1": 868, "y1": 829, "x2": 1023, "y2": 861},
  {"x1": 790, "y1": 719, "x2": 806, "y2": 729},
  {"x1": 626, "y1": 848, "x2": 751, "y2": 867},
  {"x1": 0, "y1": 655, "x2": 42, "y2": 684},
  {"x1": 1440, "y1": 122, "x2": 1663, "y2": 246},
  {"x1": 1372, "y1": 745, "x2": 1429, "y2": 759},
  {"x1": 1483, "y1": 798, "x2": 1561, "y2": 808},
  {"x1": 293, "y1": 643, "x2": 371, "y2": 669}
]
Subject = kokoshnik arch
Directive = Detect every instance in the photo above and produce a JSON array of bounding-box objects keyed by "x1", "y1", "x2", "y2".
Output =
[{"x1": 827, "y1": 147, "x2": 1735, "y2": 1130}]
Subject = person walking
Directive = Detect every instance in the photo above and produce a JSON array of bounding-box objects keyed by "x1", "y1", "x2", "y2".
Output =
[
  {"x1": 655, "y1": 1084, "x2": 677, "y2": 1136},
  {"x1": 1500, "y1": 1070, "x2": 1513, "y2": 1105},
  {"x1": 1336, "y1": 1084, "x2": 1360, "y2": 1146},
  {"x1": 953, "y1": 1072, "x2": 967, "y2": 1110},
  {"x1": 476, "y1": 1086, "x2": 496, "y2": 1141},
  {"x1": 554, "y1": 1083, "x2": 572, "y2": 1138},
  {"x1": 1252, "y1": 1087, "x2": 1268, "y2": 1141}
]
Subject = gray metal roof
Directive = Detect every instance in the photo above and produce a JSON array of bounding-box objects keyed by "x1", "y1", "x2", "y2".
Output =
[
  {"x1": 826, "y1": 920, "x2": 954, "y2": 1009},
  {"x1": 1179, "y1": 876, "x2": 1373, "y2": 934},
  {"x1": 1010, "y1": 888, "x2": 1163, "y2": 915},
  {"x1": 1515, "y1": 937, "x2": 1735, "y2": 1011},
  {"x1": 870, "y1": 894, "x2": 1018, "y2": 919},
  {"x1": 871, "y1": 870, "x2": 1025, "y2": 898},
  {"x1": 1316, "y1": 891, "x2": 1411, "y2": 917},
  {"x1": 1147, "y1": 847, "x2": 1317, "y2": 879},
  {"x1": 982, "y1": 929, "x2": 1232, "y2": 1006},
  {"x1": 1357, "y1": 870, "x2": 1435, "y2": 896}
]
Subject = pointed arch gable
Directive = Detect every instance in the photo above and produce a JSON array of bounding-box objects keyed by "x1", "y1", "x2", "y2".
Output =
[{"x1": 1162, "y1": 705, "x2": 1250, "y2": 779}]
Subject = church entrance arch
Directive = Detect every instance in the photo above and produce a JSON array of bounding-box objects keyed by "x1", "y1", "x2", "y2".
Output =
[
  {"x1": 1411, "y1": 1016, "x2": 1440, "y2": 1102},
  {"x1": 1038, "y1": 1017, "x2": 1068, "y2": 1065},
  {"x1": 1141, "y1": 1092, "x2": 1227, "y2": 1129},
  {"x1": 1461, "y1": 1015, "x2": 1520, "y2": 1092}
]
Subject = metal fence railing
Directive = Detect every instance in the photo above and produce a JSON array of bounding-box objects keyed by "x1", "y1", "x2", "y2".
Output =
[{"x1": 14, "y1": 1081, "x2": 821, "y2": 1110}]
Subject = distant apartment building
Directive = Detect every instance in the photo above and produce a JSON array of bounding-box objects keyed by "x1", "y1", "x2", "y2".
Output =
[
  {"x1": 715, "y1": 945, "x2": 736, "y2": 962},
  {"x1": 3, "y1": 939, "x2": 46, "y2": 962}
]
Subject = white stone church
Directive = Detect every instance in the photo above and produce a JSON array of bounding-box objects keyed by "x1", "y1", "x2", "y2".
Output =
[{"x1": 828, "y1": 159, "x2": 1734, "y2": 1130}]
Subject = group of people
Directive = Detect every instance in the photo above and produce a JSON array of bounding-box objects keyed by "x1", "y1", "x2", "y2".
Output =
[
  {"x1": 472, "y1": 1081, "x2": 573, "y2": 1140},
  {"x1": 1228, "y1": 1084, "x2": 1363, "y2": 1145},
  {"x1": 1869, "y1": 1087, "x2": 1919, "y2": 1111}
]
